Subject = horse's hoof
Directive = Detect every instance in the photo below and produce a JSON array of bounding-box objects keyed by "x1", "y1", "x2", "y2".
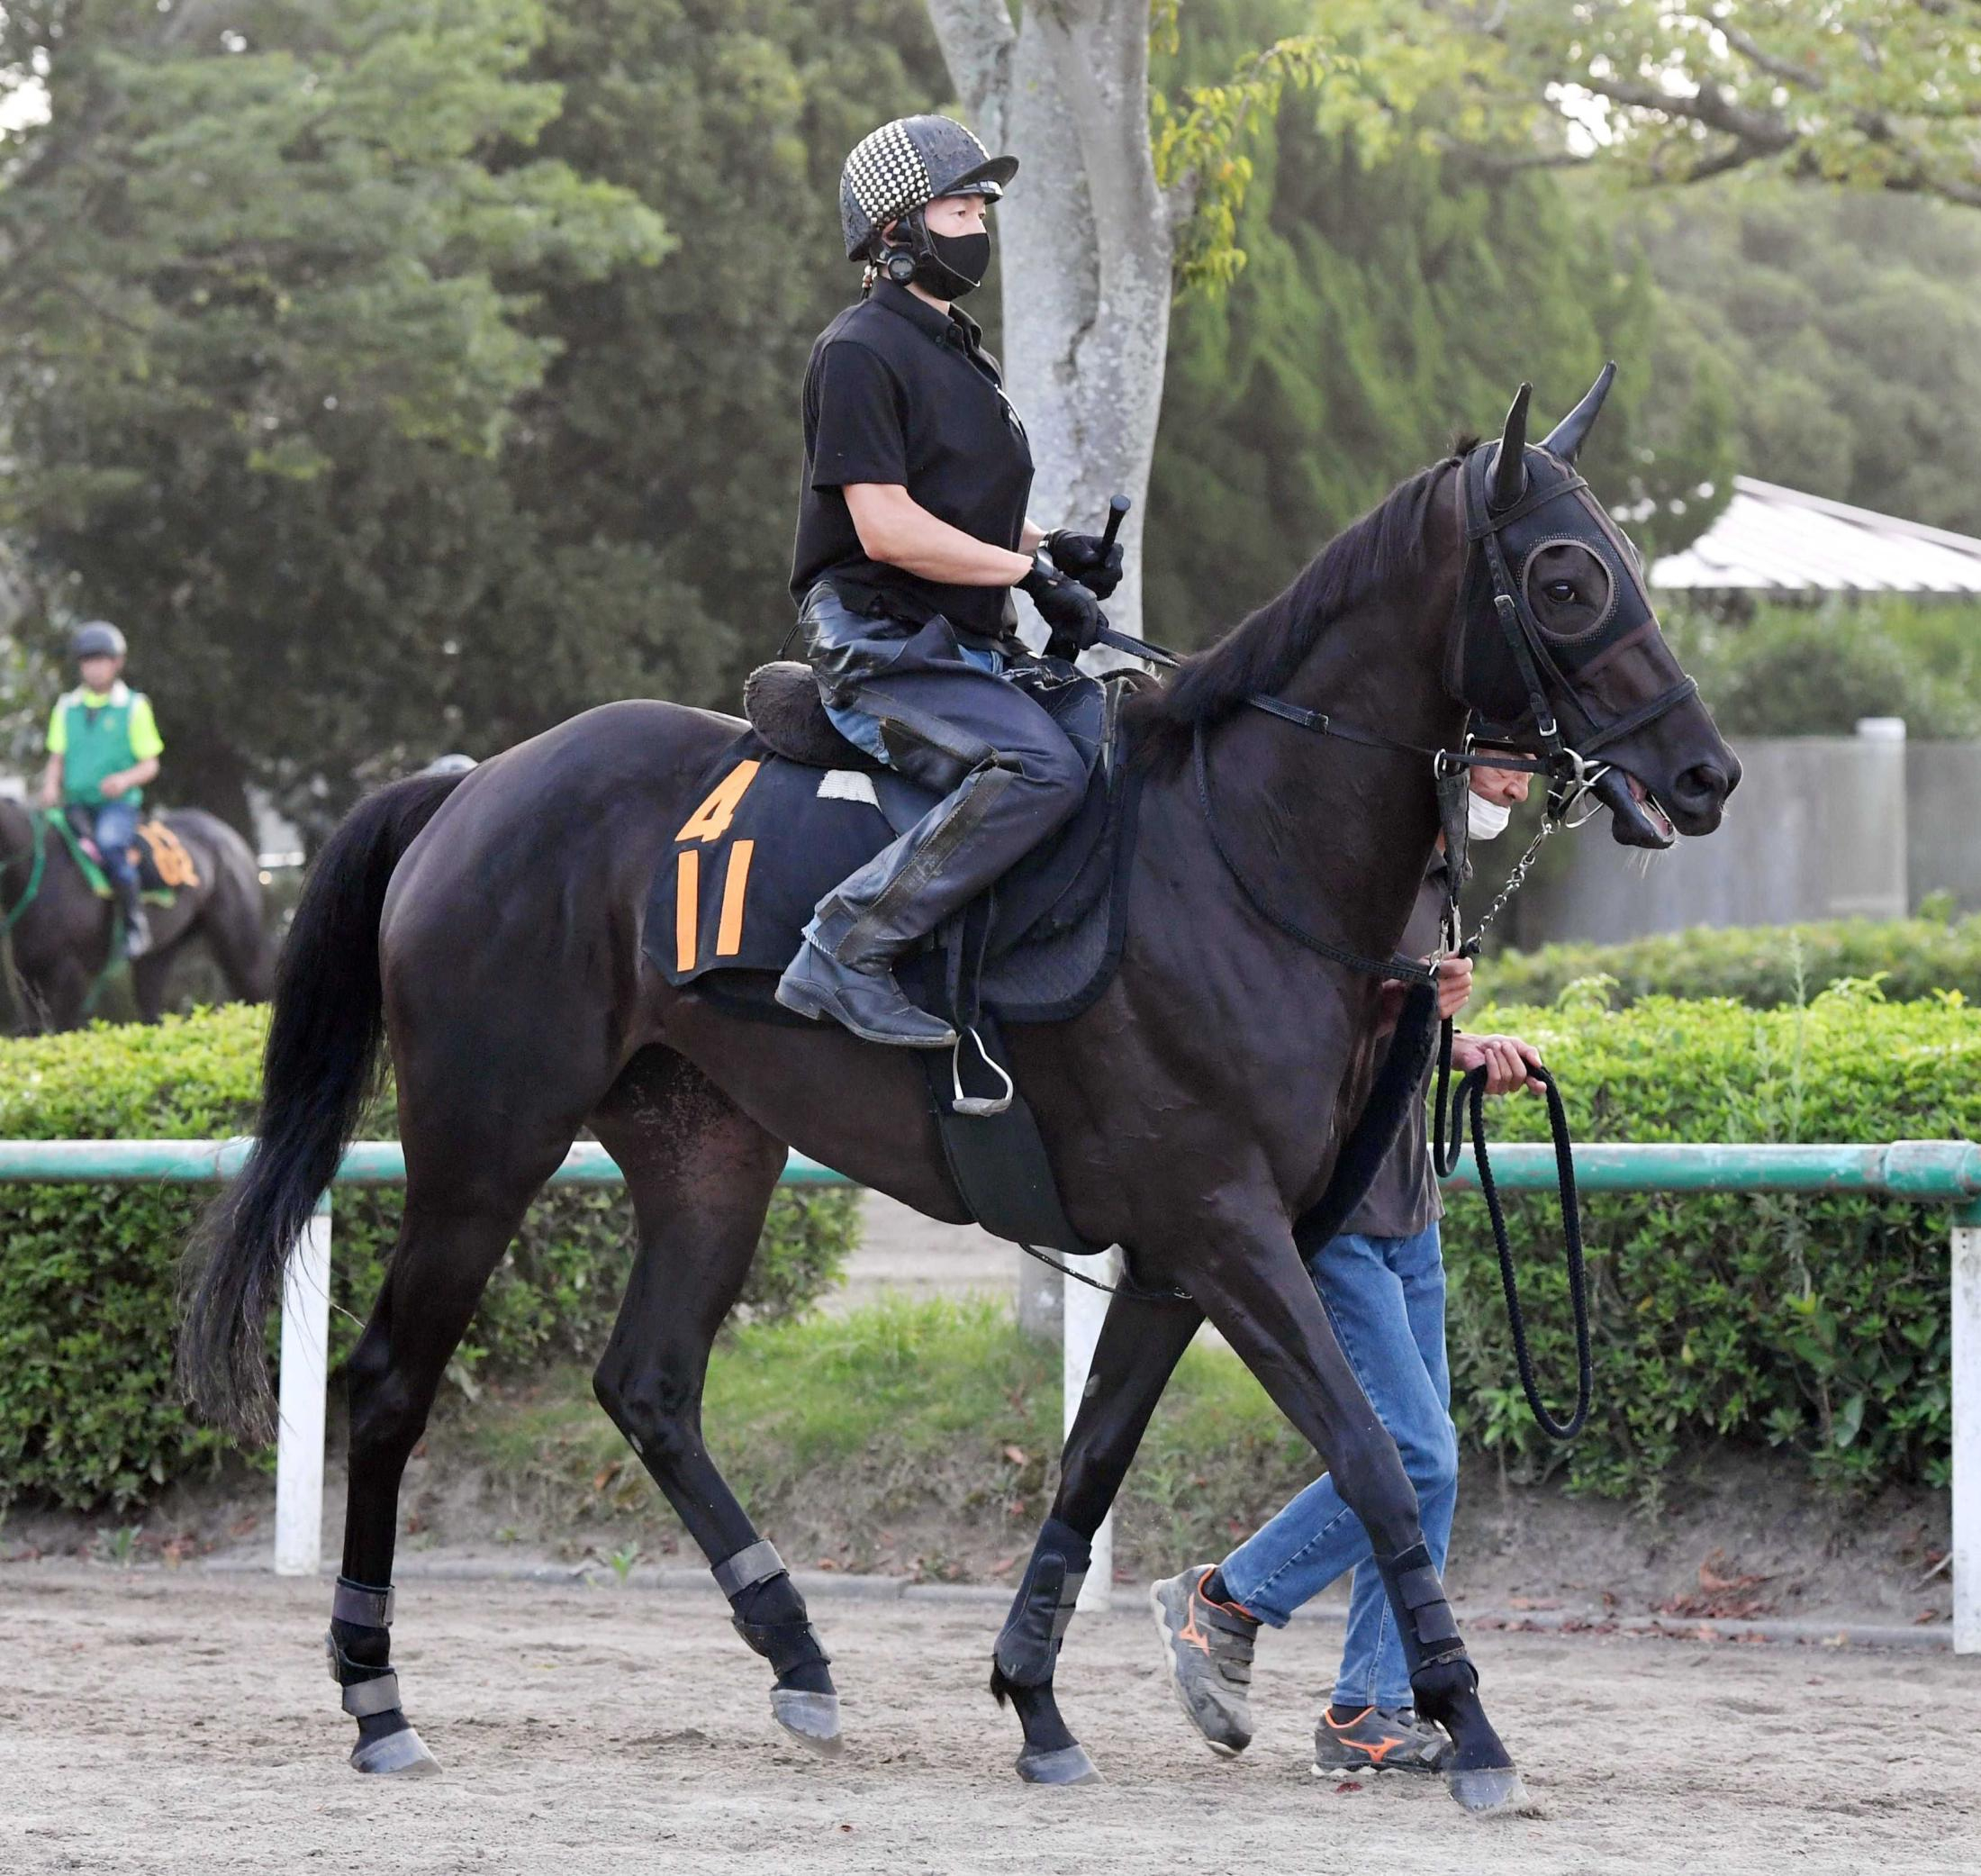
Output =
[
  {"x1": 1448, "y1": 1763, "x2": 1532, "y2": 1816},
  {"x1": 770, "y1": 1688, "x2": 843, "y2": 1755},
  {"x1": 349, "y1": 1726, "x2": 441, "y2": 1777},
  {"x1": 1016, "y1": 1743, "x2": 1100, "y2": 1786}
]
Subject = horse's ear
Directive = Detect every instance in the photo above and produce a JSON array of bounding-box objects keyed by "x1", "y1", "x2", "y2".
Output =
[
  {"x1": 1542, "y1": 360, "x2": 1616, "y2": 464},
  {"x1": 1488, "y1": 383, "x2": 1531, "y2": 512}
]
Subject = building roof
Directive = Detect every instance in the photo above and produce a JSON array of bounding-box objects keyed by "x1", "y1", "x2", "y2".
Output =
[{"x1": 1651, "y1": 476, "x2": 1981, "y2": 596}]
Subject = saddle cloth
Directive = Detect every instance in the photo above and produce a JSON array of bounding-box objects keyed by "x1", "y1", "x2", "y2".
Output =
[
  {"x1": 59, "y1": 811, "x2": 200, "y2": 902},
  {"x1": 646, "y1": 671, "x2": 1142, "y2": 1028}
]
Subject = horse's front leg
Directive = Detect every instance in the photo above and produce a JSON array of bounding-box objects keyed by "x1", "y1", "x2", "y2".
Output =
[
  {"x1": 1187, "y1": 1210, "x2": 1527, "y2": 1814},
  {"x1": 992, "y1": 1281, "x2": 1203, "y2": 1784}
]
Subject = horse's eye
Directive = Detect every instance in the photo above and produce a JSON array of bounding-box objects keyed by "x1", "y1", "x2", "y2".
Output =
[{"x1": 1544, "y1": 580, "x2": 1576, "y2": 603}]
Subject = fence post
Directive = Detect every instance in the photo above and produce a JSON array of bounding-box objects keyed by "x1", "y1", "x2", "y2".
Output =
[
  {"x1": 1062, "y1": 1249, "x2": 1115, "y2": 1612},
  {"x1": 1954, "y1": 1206, "x2": 1981, "y2": 1655},
  {"x1": 274, "y1": 1193, "x2": 333, "y2": 1577}
]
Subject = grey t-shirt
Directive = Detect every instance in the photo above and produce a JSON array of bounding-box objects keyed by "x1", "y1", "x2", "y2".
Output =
[{"x1": 1338, "y1": 864, "x2": 1448, "y2": 1239}]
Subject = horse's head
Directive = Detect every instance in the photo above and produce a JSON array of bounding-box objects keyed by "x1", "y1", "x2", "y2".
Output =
[{"x1": 1448, "y1": 369, "x2": 1739, "y2": 847}]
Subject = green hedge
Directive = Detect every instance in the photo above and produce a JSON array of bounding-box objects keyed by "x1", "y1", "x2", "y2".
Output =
[
  {"x1": 1444, "y1": 983, "x2": 1977, "y2": 1501},
  {"x1": 0, "y1": 1007, "x2": 856, "y2": 1509},
  {"x1": 1479, "y1": 913, "x2": 1981, "y2": 1011}
]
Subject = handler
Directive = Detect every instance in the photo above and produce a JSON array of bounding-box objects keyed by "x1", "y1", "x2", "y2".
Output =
[
  {"x1": 775, "y1": 113, "x2": 1124, "y2": 1049},
  {"x1": 1150, "y1": 755, "x2": 1545, "y2": 1776},
  {"x1": 35, "y1": 621, "x2": 162, "y2": 958}
]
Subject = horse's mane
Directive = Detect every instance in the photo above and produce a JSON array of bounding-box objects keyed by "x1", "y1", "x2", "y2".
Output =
[{"x1": 1126, "y1": 444, "x2": 1477, "y2": 760}]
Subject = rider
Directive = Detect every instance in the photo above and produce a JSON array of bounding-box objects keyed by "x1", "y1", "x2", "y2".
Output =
[
  {"x1": 1149, "y1": 756, "x2": 1547, "y2": 1778},
  {"x1": 35, "y1": 621, "x2": 162, "y2": 958},
  {"x1": 775, "y1": 114, "x2": 1126, "y2": 1048}
]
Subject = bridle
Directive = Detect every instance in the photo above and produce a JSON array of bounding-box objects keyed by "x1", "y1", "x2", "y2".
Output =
[{"x1": 1102, "y1": 444, "x2": 1696, "y2": 986}]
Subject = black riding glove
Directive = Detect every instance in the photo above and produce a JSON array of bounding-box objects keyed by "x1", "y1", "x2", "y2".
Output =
[
  {"x1": 1042, "y1": 528, "x2": 1125, "y2": 601},
  {"x1": 1019, "y1": 557, "x2": 1108, "y2": 655}
]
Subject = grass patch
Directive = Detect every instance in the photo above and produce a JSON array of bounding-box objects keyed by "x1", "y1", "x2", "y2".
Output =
[{"x1": 438, "y1": 1298, "x2": 1319, "y2": 1576}]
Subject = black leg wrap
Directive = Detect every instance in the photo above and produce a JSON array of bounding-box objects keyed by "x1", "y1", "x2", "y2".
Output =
[
  {"x1": 1373, "y1": 1545, "x2": 1516, "y2": 1796},
  {"x1": 323, "y1": 1577, "x2": 438, "y2": 1774},
  {"x1": 1371, "y1": 1542, "x2": 1473, "y2": 1686},
  {"x1": 731, "y1": 1609, "x2": 833, "y2": 1680},
  {"x1": 990, "y1": 1518, "x2": 1101, "y2": 1783},
  {"x1": 992, "y1": 1517, "x2": 1090, "y2": 1690},
  {"x1": 716, "y1": 1541, "x2": 834, "y2": 1696}
]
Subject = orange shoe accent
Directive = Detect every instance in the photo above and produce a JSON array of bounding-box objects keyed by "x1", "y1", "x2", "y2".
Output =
[
  {"x1": 1177, "y1": 1571, "x2": 1214, "y2": 1654},
  {"x1": 1323, "y1": 1707, "x2": 1407, "y2": 1765}
]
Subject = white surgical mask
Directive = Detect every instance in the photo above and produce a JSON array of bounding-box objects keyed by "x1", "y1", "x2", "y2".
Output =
[{"x1": 1468, "y1": 793, "x2": 1513, "y2": 841}]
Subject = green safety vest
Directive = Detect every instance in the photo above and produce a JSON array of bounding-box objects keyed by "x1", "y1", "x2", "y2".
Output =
[{"x1": 55, "y1": 685, "x2": 153, "y2": 808}]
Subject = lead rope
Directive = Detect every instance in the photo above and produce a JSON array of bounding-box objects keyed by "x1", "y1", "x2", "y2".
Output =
[{"x1": 1432, "y1": 1047, "x2": 1592, "y2": 1441}]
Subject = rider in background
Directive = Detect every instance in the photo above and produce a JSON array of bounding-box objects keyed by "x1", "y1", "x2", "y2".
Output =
[
  {"x1": 35, "y1": 621, "x2": 162, "y2": 958},
  {"x1": 775, "y1": 114, "x2": 1125, "y2": 1049},
  {"x1": 1150, "y1": 754, "x2": 1544, "y2": 1779}
]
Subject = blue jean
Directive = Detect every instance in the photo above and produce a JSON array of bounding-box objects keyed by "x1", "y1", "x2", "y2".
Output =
[
  {"x1": 84, "y1": 799, "x2": 141, "y2": 891},
  {"x1": 1217, "y1": 1222, "x2": 1457, "y2": 1712}
]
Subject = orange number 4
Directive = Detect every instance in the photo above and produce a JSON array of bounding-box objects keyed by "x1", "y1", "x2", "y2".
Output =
[{"x1": 675, "y1": 760, "x2": 761, "y2": 845}]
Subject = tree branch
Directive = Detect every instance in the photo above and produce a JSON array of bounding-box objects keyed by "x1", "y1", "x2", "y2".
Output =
[{"x1": 924, "y1": 0, "x2": 1016, "y2": 141}]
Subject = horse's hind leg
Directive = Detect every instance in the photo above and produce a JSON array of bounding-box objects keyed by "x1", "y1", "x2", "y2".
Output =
[
  {"x1": 587, "y1": 1048, "x2": 843, "y2": 1754},
  {"x1": 992, "y1": 1284, "x2": 1202, "y2": 1784},
  {"x1": 331, "y1": 1133, "x2": 575, "y2": 1776},
  {"x1": 1187, "y1": 1219, "x2": 1525, "y2": 1814}
]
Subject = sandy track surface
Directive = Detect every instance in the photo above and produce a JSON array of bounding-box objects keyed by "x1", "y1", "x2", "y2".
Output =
[{"x1": 3, "y1": 1568, "x2": 1976, "y2": 1875}]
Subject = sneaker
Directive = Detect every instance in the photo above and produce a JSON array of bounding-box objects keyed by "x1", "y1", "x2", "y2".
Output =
[
  {"x1": 122, "y1": 905, "x2": 153, "y2": 959},
  {"x1": 1148, "y1": 1567, "x2": 1260, "y2": 1756},
  {"x1": 1312, "y1": 1703, "x2": 1452, "y2": 1776}
]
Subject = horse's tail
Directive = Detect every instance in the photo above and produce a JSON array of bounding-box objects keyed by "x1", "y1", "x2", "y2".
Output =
[{"x1": 178, "y1": 772, "x2": 465, "y2": 1441}]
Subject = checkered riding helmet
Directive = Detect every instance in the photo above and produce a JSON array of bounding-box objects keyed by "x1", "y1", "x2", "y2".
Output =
[{"x1": 839, "y1": 114, "x2": 1018, "y2": 263}]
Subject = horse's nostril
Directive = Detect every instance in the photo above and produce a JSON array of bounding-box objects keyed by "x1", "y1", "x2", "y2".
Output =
[{"x1": 1675, "y1": 762, "x2": 1731, "y2": 806}]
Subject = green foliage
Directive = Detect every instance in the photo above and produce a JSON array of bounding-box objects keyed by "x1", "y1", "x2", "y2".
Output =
[
  {"x1": 1625, "y1": 185, "x2": 1981, "y2": 536},
  {"x1": 1479, "y1": 915, "x2": 1981, "y2": 1011},
  {"x1": 1497, "y1": 0, "x2": 1981, "y2": 213},
  {"x1": 1661, "y1": 598, "x2": 1981, "y2": 740},
  {"x1": 0, "y1": 0, "x2": 683, "y2": 832},
  {"x1": 1448, "y1": 990, "x2": 1979, "y2": 1500},
  {"x1": 1144, "y1": 5, "x2": 1729, "y2": 639},
  {"x1": 0, "y1": 1006, "x2": 855, "y2": 1509}
]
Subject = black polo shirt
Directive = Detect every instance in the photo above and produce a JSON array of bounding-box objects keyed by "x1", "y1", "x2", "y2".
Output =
[{"x1": 790, "y1": 280, "x2": 1034, "y2": 645}]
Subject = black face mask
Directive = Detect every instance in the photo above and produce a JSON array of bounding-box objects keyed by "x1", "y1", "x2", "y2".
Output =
[{"x1": 919, "y1": 227, "x2": 990, "y2": 299}]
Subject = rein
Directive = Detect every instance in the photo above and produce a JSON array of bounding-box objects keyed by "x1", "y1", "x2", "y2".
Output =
[{"x1": 1, "y1": 810, "x2": 49, "y2": 934}]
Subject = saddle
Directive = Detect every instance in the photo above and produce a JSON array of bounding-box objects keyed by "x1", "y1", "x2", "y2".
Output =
[
  {"x1": 642, "y1": 660, "x2": 1147, "y2": 1262},
  {"x1": 651, "y1": 661, "x2": 1143, "y2": 1027},
  {"x1": 57, "y1": 809, "x2": 200, "y2": 902}
]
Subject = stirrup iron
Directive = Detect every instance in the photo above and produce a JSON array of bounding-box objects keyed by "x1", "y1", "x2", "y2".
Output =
[{"x1": 951, "y1": 1025, "x2": 1014, "y2": 1119}]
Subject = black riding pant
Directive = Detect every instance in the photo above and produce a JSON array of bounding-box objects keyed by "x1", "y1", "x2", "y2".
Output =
[{"x1": 798, "y1": 584, "x2": 1088, "y2": 968}]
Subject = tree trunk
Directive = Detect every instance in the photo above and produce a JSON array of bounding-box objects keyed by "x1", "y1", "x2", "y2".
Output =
[{"x1": 928, "y1": 0, "x2": 1174, "y2": 643}]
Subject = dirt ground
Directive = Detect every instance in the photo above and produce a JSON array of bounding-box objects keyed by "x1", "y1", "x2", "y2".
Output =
[{"x1": 3, "y1": 1566, "x2": 1976, "y2": 1876}]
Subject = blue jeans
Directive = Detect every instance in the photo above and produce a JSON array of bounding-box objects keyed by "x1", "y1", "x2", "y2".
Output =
[
  {"x1": 1217, "y1": 1222, "x2": 1457, "y2": 1712},
  {"x1": 84, "y1": 799, "x2": 141, "y2": 892}
]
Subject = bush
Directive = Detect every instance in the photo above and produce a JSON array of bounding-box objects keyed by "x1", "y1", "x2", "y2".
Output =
[
  {"x1": 1444, "y1": 984, "x2": 1979, "y2": 1502},
  {"x1": 1661, "y1": 597, "x2": 1981, "y2": 739},
  {"x1": 0, "y1": 1006, "x2": 856, "y2": 1509},
  {"x1": 1479, "y1": 913, "x2": 1981, "y2": 1011}
]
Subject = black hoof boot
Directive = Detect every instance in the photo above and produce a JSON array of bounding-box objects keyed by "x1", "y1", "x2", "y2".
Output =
[
  {"x1": 991, "y1": 1518, "x2": 1099, "y2": 1786},
  {"x1": 327, "y1": 1578, "x2": 441, "y2": 1777},
  {"x1": 716, "y1": 1539, "x2": 842, "y2": 1755},
  {"x1": 1374, "y1": 1544, "x2": 1530, "y2": 1816}
]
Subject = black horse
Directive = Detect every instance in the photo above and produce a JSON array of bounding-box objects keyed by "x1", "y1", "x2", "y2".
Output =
[
  {"x1": 0, "y1": 797, "x2": 274, "y2": 1030},
  {"x1": 182, "y1": 376, "x2": 1737, "y2": 1808}
]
